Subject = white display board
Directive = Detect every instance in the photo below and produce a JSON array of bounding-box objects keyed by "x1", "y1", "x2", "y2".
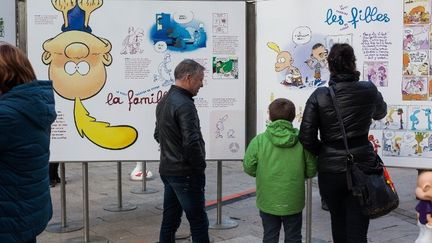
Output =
[
  {"x1": 257, "y1": 0, "x2": 432, "y2": 169},
  {"x1": 27, "y1": 0, "x2": 246, "y2": 162},
  {"x1": 0, "y1": 0, "x2": 16, "y2": 45}
]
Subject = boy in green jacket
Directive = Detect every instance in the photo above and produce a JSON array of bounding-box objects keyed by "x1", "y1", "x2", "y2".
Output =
[{"x1": 243, "y1": 98, "x2": 317, "y2": 243}]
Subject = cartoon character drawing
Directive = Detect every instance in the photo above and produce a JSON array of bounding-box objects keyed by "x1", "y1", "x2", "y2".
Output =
[
  {"x1": 393, "y1": 136, "x2": 402, "y2": 156},
  {"x1": 414, "y1": 132, "x2": 429, "y2": 155},
  {"x1": 424, "y1": 108, "x2": 432, "y2": 130},
  {"x1": 411, "y1": 109, "x2": 421, "y2": 130},
  {"x1": 305, "y1": 43, "x2": 328, "y2": 87},
  {"x1": 368, "y1": 134, "x2": 381, "y2": 153},
  {"x1": 415, "y1": 170, "x2": 432, "y2": 243},
  {"x1": 403, "y1": 33, "x2": 415, "y2": 50},
  {"x1": 377, "y1": 65, "x2": 387, "y2": 87},
  {"x1": 42, "y1": 0, "x2": 138, "y2": 150},
  {"x1": 267, "y1": 42, "x2": 303, "y2": 87},
  {"x1": 153, "y1": 53, "x2": 174, "y2": 86},
  {"x1": 385, "y1": 107, "x2": 396, "y2": 127},
  {"x1": 120, "y1": 26, "x2": 145, "y2": 55},
  {"x1": 215, "y1": 114, "x2": 228, "y2": 138},
  {"x1": 398, "y1": 108, "x2": 405, "y2": 130}
]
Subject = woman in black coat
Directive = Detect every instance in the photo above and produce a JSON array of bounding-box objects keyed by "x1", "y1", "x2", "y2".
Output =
[{"x1": 299, "y1": 43, "x2": 387, "y2": 243}]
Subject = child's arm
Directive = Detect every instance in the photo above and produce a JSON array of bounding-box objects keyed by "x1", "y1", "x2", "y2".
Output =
[
  {"x1": 243, "y1": 137, "x2": 258, "y2": 177},
  {"x1": 304, "y1": 149, "x2": 317, "y2": 179}
]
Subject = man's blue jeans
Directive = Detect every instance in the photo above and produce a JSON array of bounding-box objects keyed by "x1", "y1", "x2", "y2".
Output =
[{"x1": 159, "y1": 174, "x2": 209, "y2": 243}]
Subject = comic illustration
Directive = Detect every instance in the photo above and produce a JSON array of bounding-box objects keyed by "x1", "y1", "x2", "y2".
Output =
[
  {"x1": 404, "y1": 0, "x2": 430, "y2": 24},
  {"x1": 150, "y1": 12, "x2": 207, "y2": 52},
  {"x1": 403, "y1": 50, "x2": 429, "y2": 76},
  {"x1": 267, "y1": 42, "x2": 305, "y2": 88},
  {"x1": 402, "y1": 76, "x2": 428, "y2": 100},
  {"x1": 120, "y1": 26, "x2": 145, "y2": 55},
  {"x1": 403, "y1": 25, "x2": 429, "y2": 51},
  {"x1": 383, "y1": 130, "x2": 432, "y2": 157},
  {"x1": 212, "y1": 57, "x2": 239, "y2": 79},
  {"x1": 363, "y1": 62, "x2": 389, "y2": 87},
  {"x1": 210, "y1": 111, "x2": 243, "y2": 156},
  {"x1": 213, "y1": 13, "x2": 228, "y2": 34},
  {"x1": 153, "y1": 53, "x2": 174, "y2": 86},
  {"x1": 305, "y1": 43, "x2": 328, "y2": 87},
  {"x1": 407, "y1": 105, "x2": 432, "y2": 131},
  {"x1": 42, "y1": 0, "x2": 138, "y2": 150},
  {"x1": 381, "y1": 105, "x2": 407, "y2": 130}
]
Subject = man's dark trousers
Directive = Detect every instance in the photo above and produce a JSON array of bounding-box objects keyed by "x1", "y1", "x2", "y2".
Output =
[{"x1": 159, "y1": 174, "x2": 210, "y2": 243}]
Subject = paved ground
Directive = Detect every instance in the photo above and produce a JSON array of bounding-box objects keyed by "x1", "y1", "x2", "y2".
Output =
[{"x1": 38, "y1": 161, "x2": 420, "y2": 243}]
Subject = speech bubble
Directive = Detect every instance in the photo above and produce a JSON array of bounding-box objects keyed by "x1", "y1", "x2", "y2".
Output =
[
  {"x1": 292, "y1": 26, "x2": 312, "y2": 45},
  {"x1": 384, "y1": 131, "x2": 395, "y2": 139},
  {"x1": 409, "y1": 50, "x2": 428, "y2": 63},
  {"x1": 154, "y1": 41, "x2": 167, "y2": 53},
  {"x1": 404, "y1": 28, "x2": 413, "y2": 36},
  {"x1": 174, "y1": 11, "x2": 194, "y2": 24},
  {"x1": 404, "y1": 132, "x2": 415, "y2": 143}
]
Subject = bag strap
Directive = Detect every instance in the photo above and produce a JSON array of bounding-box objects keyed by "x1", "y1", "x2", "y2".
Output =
[{"x1": 329, "y1": 86, "x2": 355, "y2": 189}]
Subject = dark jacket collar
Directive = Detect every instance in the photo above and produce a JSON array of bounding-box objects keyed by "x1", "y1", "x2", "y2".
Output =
[
  {"x1": 329, "y1": 72, "x2": 360, "y2": 86},
  {"x1": 170, "y1": 85, "x2": 193, "y2": 99}
]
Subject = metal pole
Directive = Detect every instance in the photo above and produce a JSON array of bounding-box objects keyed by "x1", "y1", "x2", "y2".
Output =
[
  {"x1": 61, "y1": 162, "x2": 67, "y2": 226},
  {"x1": 216, "y1": 161, "x2": 222, "y2": 224},
  {"x1": 83, "y1": 163, "x2": 90, "y2": 242},
  {"x1": 46, "y1": 163, "x2": 83, "y2": 233},
  {"x1": 66, "y1": 163, "x2": 108, "y2": 243},
  {"x1": 104, "y1": 162, "x2": 136, "y2": 212},
  {"x1": 131, "y1": 161, "x2": 158, "y2": 194},
  {"x1": 306, "y1": 179, "x2": 313, "y2": 243},
  {"x1": 209, "y1": 160, "x2": 238, "y2": 229}
]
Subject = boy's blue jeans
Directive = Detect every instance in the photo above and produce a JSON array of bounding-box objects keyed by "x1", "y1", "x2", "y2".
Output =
[
  {"x1": 159, "y1": 175, "x2": 209, "y2": 243},
  {"x1": 259, "y1": 211, "x2": 302, "y2": 243}
]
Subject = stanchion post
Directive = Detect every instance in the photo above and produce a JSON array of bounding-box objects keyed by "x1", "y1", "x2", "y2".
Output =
[
  {"x1": 209, "y1": 160, "x2": 238, "y2": 230},
  {"x1": 46, "y1": 162, "x2": 83, "y2": 233},
  {"x1": 104, "y1": 162, "x2": 137, "y2": 212},
  {"x1": 131, "y1": 161, "x2": 158, "y2": 194},
  {"x1": 66, "y1": 162, "x2": 108, "y2": 243},
  {"x1": 306, "y1": 178, "x2": 312, "y2": 243}
]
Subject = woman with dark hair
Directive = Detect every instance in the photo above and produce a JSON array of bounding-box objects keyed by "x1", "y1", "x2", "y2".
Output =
[
  {"x1": 299, "y1": 43, "x2": 387, "y2": 243},
  {"x1": 0, "y1": 42, "x2": 56, "y2": 242}
]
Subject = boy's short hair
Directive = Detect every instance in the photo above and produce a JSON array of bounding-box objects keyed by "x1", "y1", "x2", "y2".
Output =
[{"x1": 268, "y1": 98, "x2": 296, "y2": 122}]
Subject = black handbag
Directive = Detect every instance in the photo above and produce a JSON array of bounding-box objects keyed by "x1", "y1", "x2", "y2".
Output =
[{"x1": 329, "y1": 86, "x2": 399, "y2": 219}]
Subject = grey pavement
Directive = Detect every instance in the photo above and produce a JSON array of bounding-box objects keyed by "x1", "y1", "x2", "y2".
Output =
[{"x1": 38, "y1": 161, "x2": 420, "y2": 243}]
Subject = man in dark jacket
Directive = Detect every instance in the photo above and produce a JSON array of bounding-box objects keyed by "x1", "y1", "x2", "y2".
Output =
[{"x1": 154, "y1": 59, "x2": 209, "y2": 243}]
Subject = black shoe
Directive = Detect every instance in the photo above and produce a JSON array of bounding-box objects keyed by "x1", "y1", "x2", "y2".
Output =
[
  {"x1": 321, "y1": 199, "x2": 329, "y2": 211},
  {"x1": 49, "y1": 180, "x2": 57, "y2": 188}
]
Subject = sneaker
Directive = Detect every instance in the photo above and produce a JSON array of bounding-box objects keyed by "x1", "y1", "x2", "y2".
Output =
[{"x1": 130, "y1": 170, "x2": 153, "y2": 181}]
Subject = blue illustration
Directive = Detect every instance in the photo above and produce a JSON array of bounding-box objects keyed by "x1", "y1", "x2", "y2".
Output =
[
  {"x1": 150, "y1": 13, "x2": 207, "y2": 52},
  {"x1": 410, "y1": 109, "x2": 421, "y2": 130},
  {"x1": 424, "y1": 108, "x2": 432, "y2": 130}
]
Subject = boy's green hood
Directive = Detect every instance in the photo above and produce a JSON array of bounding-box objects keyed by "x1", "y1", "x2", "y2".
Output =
[{"x1": 265, "y1": 120, "x2": 298, "y2": 148}]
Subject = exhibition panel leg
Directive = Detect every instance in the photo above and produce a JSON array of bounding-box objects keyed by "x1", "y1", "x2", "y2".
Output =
[
  {"x1": 306, "y1": 179, "x2": 312, "y2": 243},
  {"x1": 46, "y1": 162, "x2": 83, "y2": 233},
  {"x1": 131, "y1": 161, "x2": 158, "y2": 194},
  {"x1": 66, "y1": 162, "x2": 108, "y2": 243},
  {"x1": 104, "y1": 162, "x2": 137, "y2": 212},
  {"x1": 209, "y1": 160, "x2": 239, "y2": 230}
]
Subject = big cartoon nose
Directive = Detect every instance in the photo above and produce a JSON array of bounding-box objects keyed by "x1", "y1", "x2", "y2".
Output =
[{"x1": 65, "y1": 42, "x2": 90, "y2": 59}]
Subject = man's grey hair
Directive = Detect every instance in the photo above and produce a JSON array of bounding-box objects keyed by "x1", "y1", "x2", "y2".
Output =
[{"x1": 174, "y1": 59, "x2": 205, "y2": 80}]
